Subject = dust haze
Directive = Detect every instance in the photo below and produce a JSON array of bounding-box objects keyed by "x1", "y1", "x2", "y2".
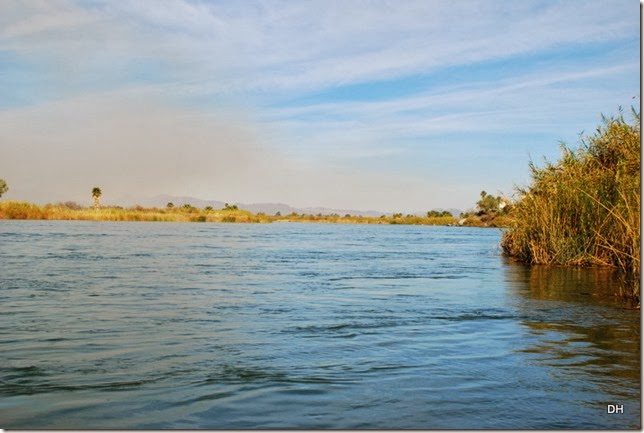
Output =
[
  {"x1": 1, "y1": 92, "x2": 286, "y2": 205},
  {"x1": 0, "y1": 92, "x2": 438, "y2": 212}
]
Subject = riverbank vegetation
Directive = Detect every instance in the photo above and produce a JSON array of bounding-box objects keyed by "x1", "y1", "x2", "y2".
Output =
[
  {"x1": 501, "y1": 109, "x2": 640, "y2": 293},
  {"x1": 457, "y1": 191, "x2": 513, "y2": 227},
  {"x1": 0, "y1": 179, "x2": 8, "y2": 198},
  {"x1": 0, "y1": 201, "x2": 264, "y2": 223},
  {"x1": 0, "y1": 200, "x2": 464, "y2": 226}
]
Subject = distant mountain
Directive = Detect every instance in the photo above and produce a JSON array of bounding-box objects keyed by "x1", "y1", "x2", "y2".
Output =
[{"x1": 108, "y1": 194, "x2": 461, "y2": 218}]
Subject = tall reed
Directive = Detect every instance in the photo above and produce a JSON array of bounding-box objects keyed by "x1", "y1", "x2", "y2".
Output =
[{"x1": 501, "y1": 109, "x2": 640, "y2": 291}]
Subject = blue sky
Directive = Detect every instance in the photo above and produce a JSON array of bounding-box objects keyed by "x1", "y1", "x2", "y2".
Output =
[{"x1": 0, "y1": 0, "x2": 639, "y2": 213}]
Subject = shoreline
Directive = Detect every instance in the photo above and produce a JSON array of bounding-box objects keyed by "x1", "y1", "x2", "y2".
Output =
[{"x1": 0, "y1": 200, "x2": 510, "y2": 228}]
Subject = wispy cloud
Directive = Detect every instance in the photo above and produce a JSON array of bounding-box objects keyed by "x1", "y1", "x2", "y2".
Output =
[
  {"x1": 1, "y1": 1, "x2": 637, "y2": 97},
  {"x1": 260, "y1": 62, "x2": 638, "y2": 160}
]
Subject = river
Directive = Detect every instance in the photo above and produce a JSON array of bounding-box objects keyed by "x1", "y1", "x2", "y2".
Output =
[{"x1": 0, "y1": 220, "x2": 639, "y2": 429}]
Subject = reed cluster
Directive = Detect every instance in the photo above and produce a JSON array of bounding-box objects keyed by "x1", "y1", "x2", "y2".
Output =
[{"x1": 501, "y1": 109, "x2": 640, "y2": 284}]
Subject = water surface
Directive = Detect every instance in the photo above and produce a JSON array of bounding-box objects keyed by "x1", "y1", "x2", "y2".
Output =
[{"x1": 0, "y1": 221, "x2": 639, "y2": 429}]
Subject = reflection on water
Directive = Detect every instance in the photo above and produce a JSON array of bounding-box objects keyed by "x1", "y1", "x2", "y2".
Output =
[
  {"x1": 505, "y1": 261, "x2": 641, "y2": 415},
  {"x1": 506, "y1": 262, "x2": 640, "y2": 306}
]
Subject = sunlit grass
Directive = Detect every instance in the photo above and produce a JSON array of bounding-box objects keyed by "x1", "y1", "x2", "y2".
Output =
[{"x1": 0, "y1": 202, "x2": 266, "y2": 223}]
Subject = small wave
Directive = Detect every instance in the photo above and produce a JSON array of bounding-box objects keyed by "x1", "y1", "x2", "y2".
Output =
[
  {"x1": 194, "y1": 365, "x2": 289, "y2": 386},
  {"x1": 0, "y1": 372, "x2": 159, "y2": 396},
  {"x1": 431, "y1": 310, "x2": 517, "y2": 322},
  {"x1": 287, "y1": 320, "x2": 405, "y2": 338},
  {"x1": 329, "y1": 274, "x2": 421, "y2": 281}
]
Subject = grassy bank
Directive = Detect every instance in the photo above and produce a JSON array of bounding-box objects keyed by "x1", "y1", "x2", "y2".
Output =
[
  {"x1": 0, "y1": 201, "x2": 265, "y2": 223},
  {"x1": 501, "y1": 110, "x2": 640, "y2": 295},
  {"x1": 0, "y1": 201, "x2": 464, "y2": 226}
]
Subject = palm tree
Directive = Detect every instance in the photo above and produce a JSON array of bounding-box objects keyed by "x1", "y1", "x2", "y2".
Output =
[
  {"x1": 0, "y1": 179, "x2": 8, "y2": 199},
  {"x1": 92, "y1": 187, "x2": 102, "y2": 209}
]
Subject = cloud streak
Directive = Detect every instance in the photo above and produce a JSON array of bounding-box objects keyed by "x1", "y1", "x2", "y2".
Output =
[{"x1": 2, "y1": 1, "x2": 637, "y2": 96}]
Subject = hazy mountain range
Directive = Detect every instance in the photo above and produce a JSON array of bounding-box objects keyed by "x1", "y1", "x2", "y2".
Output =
[{"x1": 108, "y1": 194, "x2": 462, "y2": 218}]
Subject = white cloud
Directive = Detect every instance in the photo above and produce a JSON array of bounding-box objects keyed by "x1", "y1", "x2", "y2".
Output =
[
  {"x1": 259, "y1": 61, "x2": 638, "y2": 160},
  {"x1": 1, "y1": 0, "x2": 637, "y2": 95},
  {"x1": 0, "y1": 1, "x2": 98, "y2": 39}
]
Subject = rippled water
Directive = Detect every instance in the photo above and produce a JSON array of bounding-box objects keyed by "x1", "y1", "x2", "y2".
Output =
[{"x1": 0, "y1": 220, "x2": 640, "y2": 429}]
